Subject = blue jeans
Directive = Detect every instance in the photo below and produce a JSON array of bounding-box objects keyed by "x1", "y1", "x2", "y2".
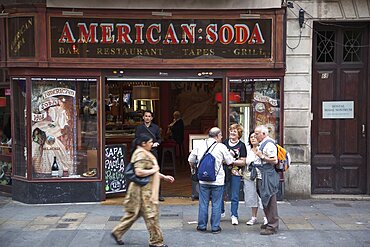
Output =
[
  {"x1": 221, "y1": 175, "x2": 241, "y2": 218},
  {"x1": 198, "y1": 184, "x2": 224, "y2": 231}
]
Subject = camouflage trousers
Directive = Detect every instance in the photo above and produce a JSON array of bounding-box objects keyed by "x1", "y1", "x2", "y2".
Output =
[{"x1": 112, "y1": 203, "x2": 163, "y2": 246}]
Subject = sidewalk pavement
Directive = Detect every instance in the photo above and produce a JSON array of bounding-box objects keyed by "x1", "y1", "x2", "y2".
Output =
[{"x1": 0, "y1": 195, "x2": 370, "y2": 247}]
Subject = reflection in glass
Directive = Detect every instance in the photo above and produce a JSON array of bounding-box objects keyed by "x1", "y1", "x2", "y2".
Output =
[{"x1": 12, "y1": 78, "x2": 27, "y2": 177}]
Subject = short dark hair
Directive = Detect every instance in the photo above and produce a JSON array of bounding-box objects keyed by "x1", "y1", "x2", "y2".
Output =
[
  {"x1": 131, "y1": 134, "x2": 152, "y2": 152},
  {"x1": 143, "y1": 110, "x2": 153, "y2": 117}
]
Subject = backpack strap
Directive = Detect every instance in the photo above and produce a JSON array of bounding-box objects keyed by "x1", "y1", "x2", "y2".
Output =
[
  {"x1": 259, "y1": 139, "x2": 277, "y2": 161},
  {"x1": 198, "y1": 141, "x2": 216, "y2": 167}
]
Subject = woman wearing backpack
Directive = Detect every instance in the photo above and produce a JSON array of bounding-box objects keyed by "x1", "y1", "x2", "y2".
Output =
[
  {"x1": 243, "y1": 131, "x2": 268, "y2": 226},
  {"x1": 221, "y1": 124, "x2": 247, "y2": 225},
  {"x1": 111, "y1": 134, "x2": 175, "y2": 246}
]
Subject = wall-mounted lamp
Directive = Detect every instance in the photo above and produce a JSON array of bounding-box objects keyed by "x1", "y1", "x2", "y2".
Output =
[
  {"x1": 152, "y1": 11, "x2": 172, "y2": 17},
  {"x1": 299, "y1": 9, "x2": 305, "y2": 28},
  {"x1": 286, "y1": 1, "x2": 294, "y2": 8}
]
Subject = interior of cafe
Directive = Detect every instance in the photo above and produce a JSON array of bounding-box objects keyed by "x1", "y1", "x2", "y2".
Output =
[{"x1": 104, "y1": 77, "x2": 222, "y2": 197}]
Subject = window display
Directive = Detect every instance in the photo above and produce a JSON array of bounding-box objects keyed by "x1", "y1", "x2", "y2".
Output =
[
  {"x1": 31, "y1": 78, "x2": 98, "y2": 179},
  {"x1": 229, "y1": 78, "x2": 281, "y2": 142},
  {"x1": 12, "y1": 78, "x2": 27, "y2": 177}
]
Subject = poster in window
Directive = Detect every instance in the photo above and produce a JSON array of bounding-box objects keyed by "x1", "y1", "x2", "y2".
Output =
[
  {"x1": 252, "y1": 81, "x2": 280, "y2": 140},
  {"x1": 31, "y1": 83, "x2": 75, "y2": 177}
]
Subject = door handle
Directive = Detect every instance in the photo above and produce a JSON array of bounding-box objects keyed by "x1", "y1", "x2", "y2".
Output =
[{"x1": 362, "y1": 124, "x2": 366, "y2": 138}]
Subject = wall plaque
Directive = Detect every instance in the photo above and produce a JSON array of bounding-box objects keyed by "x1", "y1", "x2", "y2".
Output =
[{"x1": 322, "y1": 101, "x2": 354, "y2": 119}]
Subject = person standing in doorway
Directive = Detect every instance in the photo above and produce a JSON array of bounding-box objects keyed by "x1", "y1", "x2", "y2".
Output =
[
  {"x1": 168, "y1": 111, "x2": 184, "y2": 161},
  {"x1": 135, "y1": 110, "x2": 164, "y2": 201},
  {"x1": 254, "y1": 125, "x2": 280, "y2": 235},
  {"x1": 221, "y1": 124, "x2": 247, "y2": 225},
  {"x1": 188, "y1": 127, "x2": 244, "y2": 234}
]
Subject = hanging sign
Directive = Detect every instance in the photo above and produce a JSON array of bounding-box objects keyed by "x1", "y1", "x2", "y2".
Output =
[{"x1": 105, "y1": 144, "x2": 127, "y2": 194}]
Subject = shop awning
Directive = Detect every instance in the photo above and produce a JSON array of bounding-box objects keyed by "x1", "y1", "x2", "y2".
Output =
[{"x1": 47, "y1": 0, "x2": 282, "y2": 10}]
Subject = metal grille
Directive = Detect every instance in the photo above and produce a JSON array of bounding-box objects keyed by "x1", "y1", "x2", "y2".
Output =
[
  {"x1": 316, "y1": 31, "x2": 335, "y2": 63},
  {"x1": 343, "y1": 31, "x2": 362, "y2": 62}
]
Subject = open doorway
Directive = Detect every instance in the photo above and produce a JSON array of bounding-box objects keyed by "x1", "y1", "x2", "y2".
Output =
[{"x1": 104, "y1": 76, "x2": 223, "y2": 197}]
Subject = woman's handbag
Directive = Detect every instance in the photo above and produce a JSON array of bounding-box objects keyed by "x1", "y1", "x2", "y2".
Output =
[{"x1": 124, "y1": 161, "x2": 150, "y2": 186}]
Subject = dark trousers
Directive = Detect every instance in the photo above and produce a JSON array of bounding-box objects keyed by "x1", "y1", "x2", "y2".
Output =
[
  {"x1": 257, "y1": 179, "x2": 279, "y2": 230},
  {"x1": 263, "y1": 194, "x2": 279, "y2": 230}
]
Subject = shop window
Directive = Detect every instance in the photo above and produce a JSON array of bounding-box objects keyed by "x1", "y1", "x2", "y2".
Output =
[
  {"x1": 228, "y1": 78, "x2": 281, "y2": 144},
  {"x1": 12, "y1": 78, "x2": 27, "y2": 177},
  {"x1": 316, "y1": 31, "x2": 335, "y2": 63},
  {"x1": 31, "y1": 78, "x2": 98, "y2": 179}
]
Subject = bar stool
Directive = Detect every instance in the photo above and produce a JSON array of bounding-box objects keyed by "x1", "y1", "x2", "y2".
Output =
[{"x1": 160, "y1": 141, "x2": 176, "y2": 176}]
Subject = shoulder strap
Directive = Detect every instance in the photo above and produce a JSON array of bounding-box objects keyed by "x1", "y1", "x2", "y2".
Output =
[
  {"x1": 144, "y1": 124, "x2": 156, "y2": 140},
  {"x1": 259, "y1": 139, "x2": 276, "y2": 152}
]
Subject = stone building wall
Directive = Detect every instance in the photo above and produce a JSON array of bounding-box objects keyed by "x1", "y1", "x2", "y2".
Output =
[{"x1": 284, "y1": 0, "x2": 370, "y2": 198}]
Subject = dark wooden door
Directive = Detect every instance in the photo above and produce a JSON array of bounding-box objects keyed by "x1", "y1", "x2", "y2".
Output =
[{"x1": 311, "y1": 23, "x2": 369, "y2": 194}]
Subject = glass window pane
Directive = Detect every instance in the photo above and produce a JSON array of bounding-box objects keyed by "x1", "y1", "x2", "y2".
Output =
[
  {"x1": 12, "y1": 78, "x2": 27, "y2": 177},
  {"x1": 229, "y1": 78, "x2": 280, "y2": 144},
  {"x1": 31, "y1": 78, "x2": 98, "y2": 179}
]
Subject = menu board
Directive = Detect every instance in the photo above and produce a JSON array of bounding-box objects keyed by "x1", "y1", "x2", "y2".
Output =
[{"x1": 105, "y1": 144, "x2": 127, "y2": 194}]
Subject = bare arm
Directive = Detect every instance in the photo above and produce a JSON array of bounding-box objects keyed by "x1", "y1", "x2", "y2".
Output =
[
  {"x1": 159, "y1": 173, "x2": 175, "y2": 183},
  {"x1": 135, "y1": 165, "x2": 159, "y2": 177}
]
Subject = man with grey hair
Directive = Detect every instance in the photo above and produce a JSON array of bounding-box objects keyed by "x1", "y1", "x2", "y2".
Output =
[
  {"x1": 254, "y1": 125, "x2": 280, "y2": 235},
  {"x1": 188, "y1": 127, "x2": 244, "y2": 234}
]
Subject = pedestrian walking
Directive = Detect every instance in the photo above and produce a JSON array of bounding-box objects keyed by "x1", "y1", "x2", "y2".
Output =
[
  {"x1": 111, "y1": 134, "x2": 175, "y2": 246},
  {"x1": 221, "y1": 124, "x2": 247, "y2": 225},
  {"x1": 135, "y1": 110, "x2": 165, "y2": 201},
  {"x1": 254, "y1": 125, "x2": 280, "y2": 235},
  {"x1": 188, "y1": 127, "x2": 244, "y2": 234}
]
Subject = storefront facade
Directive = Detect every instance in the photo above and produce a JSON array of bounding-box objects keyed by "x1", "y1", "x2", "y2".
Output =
[{"x1": 1, "y1": 1, "x2": 287, "y2": 203}]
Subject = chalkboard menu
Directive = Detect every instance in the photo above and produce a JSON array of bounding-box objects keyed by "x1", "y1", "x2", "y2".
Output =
[{"x1": 105, "y1": 144, "x2": 127, "y2": 194}]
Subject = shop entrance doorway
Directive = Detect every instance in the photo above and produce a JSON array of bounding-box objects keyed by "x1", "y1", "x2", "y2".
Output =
[
  {"x1": 104, "y1": 75, "x2": 222, "y2": 197},
  {"x1": 311, "y1": 23, "x2": 369, "y2": 194}
]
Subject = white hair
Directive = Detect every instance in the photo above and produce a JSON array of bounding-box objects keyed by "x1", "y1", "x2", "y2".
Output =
[{"x1": 255, "y1": 125, "x2": 269, "y2": 135}]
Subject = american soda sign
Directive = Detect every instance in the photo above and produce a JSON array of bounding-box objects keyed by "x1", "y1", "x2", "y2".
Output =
[{"x1": 51, "y1": 17, "x2": 272, "y2": 59}]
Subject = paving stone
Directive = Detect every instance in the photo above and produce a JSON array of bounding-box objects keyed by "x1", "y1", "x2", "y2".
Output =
[
  {"x1": 68, "y1": 229, "x2": 105, "y2": 247},
  {"x1": 285, "y1": 223, "x2": 314, "y2": 230},
  {"x1": 9, "y1": 230, "x2": 50, "y2": 247},
  {"x1": 32, "y1": 216, "x2": 60, "y2": 225},
  {"x1": 81, "y1": 215, "x2": 109, "y2": 224},
  {"x1": 23, "y1": 224, "x2": 51, "y2": 231},
  {"x1": 78, "y1": 223, "x2": 106, "y2": 230},
  {"x1": 0, "y1": 220, "x2": 30, "y2": 230},
  {"x1": 40, "y1": 230, "x2": 78, "y2": 247},
  {"x1": 308, "y1": 219, "x2": 341, "y2": 230}
]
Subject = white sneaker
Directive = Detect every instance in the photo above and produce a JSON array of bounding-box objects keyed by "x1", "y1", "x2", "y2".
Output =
[
  {"x1": 263, "y1": 217, "x2": 268, "y2": 225},
  {"x1": 221, "y1": 212, "x2": 226, "y2": 218},
  {"x1": 231, "y1": 215, "x2": 238, "y2": 225},
  {"x1": 246, "y1": 217, "x2": 258, "y2": 226}
]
